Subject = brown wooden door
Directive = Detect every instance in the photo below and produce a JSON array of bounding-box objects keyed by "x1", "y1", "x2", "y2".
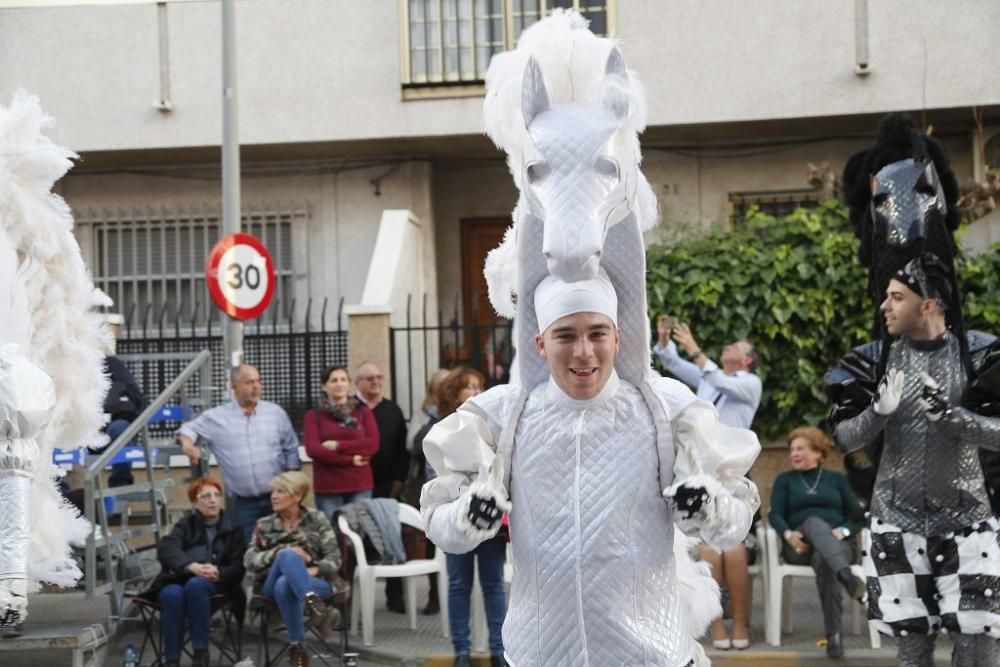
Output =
[{"x1": 459, "y1": 218, "x2": 509, "y2": 369}]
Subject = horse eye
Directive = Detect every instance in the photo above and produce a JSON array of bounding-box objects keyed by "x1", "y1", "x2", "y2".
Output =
[
  {"x1": 595, "y1": 156, "x2": 620, "y2": 181},
  {"x1": 526, "y1": 161, "x2": 550, "y2": 184}
]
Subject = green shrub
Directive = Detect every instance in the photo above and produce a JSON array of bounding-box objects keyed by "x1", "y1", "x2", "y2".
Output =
[{"x1": 646, "y1": 201, "x2": 1000, "y2": 441}]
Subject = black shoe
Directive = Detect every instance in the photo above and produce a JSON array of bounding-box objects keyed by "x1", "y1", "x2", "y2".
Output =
[
  {"x1": 453, "y1": 656, "x2": 471, "y2": 667},
  {"x1": 826, "y1": 632, "x2": 844, "y2": 659},
  {"x1": 422, "y1": 598, "x2": 440, "y2": 615},
  {"x1": 163, "y1": 661, "x2": 180, "y2": 667},
  {"x1": 386, "y1": 597, "x2": 406, "y2": 614},
  {"x1": 490, "y1": 654, "x2": 509, "y2": 667},
  {"x1": 191, "y1": 647, "x2": 210, "y2": 667},
  {"x1": 836, "y1": 567, "x2": 867, "y2": 601}
]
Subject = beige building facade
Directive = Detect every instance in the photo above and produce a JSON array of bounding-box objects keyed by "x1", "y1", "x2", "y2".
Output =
[{"x1": 3, "y1": 0, "x2": 999, "y2": 412}]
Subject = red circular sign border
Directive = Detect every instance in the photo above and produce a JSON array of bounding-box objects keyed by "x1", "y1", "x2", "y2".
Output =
[{"x1": 205, "y1": 232, "x2": 277, "y2": 320}]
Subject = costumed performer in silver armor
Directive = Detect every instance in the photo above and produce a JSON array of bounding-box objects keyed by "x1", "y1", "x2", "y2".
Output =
[
  {"x1": 420, "y1": 13, "x2": 761, "y2": 666},
  {"x1": 826, "y1": 113, "x2": 1000, "y2": 666}
]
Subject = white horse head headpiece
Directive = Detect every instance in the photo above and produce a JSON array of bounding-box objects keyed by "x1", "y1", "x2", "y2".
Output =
[{"x1": 482, "y1": 10, "x2": 658, "y2": 389}]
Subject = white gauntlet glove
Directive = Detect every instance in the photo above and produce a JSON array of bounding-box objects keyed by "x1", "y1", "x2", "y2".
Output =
[
  {"x1": 873, "y1": 369, "x2": 904, "y2": 416},
  {"x1": 664, "y1": 474, "x2": 751, "y2": 552},
  {"x1": 0, "y1": 578, "x2": 27, "y2": 628},
  {"x1": 455, "y1": 469, "x2": 511, "y2": 542}
]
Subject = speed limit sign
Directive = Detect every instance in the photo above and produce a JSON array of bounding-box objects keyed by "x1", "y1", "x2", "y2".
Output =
[{"x1": 205, "y1": 233, "x2": 276, "y2": 320}]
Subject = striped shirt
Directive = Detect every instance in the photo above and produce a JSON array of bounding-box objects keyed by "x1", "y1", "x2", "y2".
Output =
[{"x1": 177, "y1": 400, "x2": 300, "y2": 498}]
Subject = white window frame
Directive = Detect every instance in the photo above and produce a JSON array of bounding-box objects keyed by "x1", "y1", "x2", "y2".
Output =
[{"x1": 399, "y1": 0, "x2": 616, "y2": 93}]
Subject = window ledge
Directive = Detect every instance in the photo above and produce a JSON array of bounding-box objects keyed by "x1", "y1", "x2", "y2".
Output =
[{"x1": 401, "y1": 83, "x2": 486, "y2": 101}]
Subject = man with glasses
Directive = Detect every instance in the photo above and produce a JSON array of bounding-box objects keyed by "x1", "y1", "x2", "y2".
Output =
[
  {"x1": 177, "y1": 364, "x2": 300, "y2": 543},
  {"x1": 355, "y1": 361, "x2": 410, "y2": 613}
]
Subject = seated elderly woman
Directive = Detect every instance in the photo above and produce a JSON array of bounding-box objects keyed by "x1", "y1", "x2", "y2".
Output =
[
  {"x1": 244, "y1": 470, "x2": 345, "y2": 666},
  {"x1": 142, "y1": 477, "x2": 246, "y2": 667},
  {"x1": 768, "y1": 426, "x2": 866, "y2": 659}
]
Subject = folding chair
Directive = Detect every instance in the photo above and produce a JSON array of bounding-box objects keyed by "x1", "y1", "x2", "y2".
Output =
[
  {"x1": 250, "y1": 582, "x2": 349, "y2": 667},
  {"x1": 132, "y1": 591, "x2": 243, "y2": 666}
]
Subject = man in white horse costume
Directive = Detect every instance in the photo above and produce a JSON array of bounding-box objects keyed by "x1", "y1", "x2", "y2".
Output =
[
  {"x1": 420, "y1": 12, "x2": 760, "y2": 667},
  {"x1": 0, "y1": 90, "x2": 110, "y2": 628}
]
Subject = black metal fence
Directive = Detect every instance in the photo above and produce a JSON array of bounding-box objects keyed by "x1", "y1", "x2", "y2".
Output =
[
  {"x1": 390, "y1": 292, "x2": 513, "y2": 420},
  {"x1": 116, "y1": 297, "x2": 348, "y2": 430}
]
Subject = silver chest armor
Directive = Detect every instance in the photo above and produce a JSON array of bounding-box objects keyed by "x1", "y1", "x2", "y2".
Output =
[
  {"x1": 503, "y1": 378, "x2": 692, "y2": 667},
  {"x1": 838, "y1": 334, "x2": 999, "y2": 535}
]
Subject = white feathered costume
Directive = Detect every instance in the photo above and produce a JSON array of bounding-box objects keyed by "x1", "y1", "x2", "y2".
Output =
[
  {"x1": 420, "y1": 12, "x2": 760, "y2": 667},
  {"x1": 0, "y1": 90, "x2": 110, "y2": 626}
]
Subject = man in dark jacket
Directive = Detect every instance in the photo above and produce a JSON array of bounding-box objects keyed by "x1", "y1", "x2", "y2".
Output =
[
  {"x1": 142, "y1": 478, "x2": 246, "y2": 667},
  {"x1": 98, "y1": 355, "x2": 146, "y2": 486},
  {"x1": 354, "y1": 361, "x2": 409, "y2": 612}
]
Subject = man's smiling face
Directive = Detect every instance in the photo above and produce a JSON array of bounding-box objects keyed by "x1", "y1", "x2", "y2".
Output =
[{"x1": 535, "y1": 311, "x2": 620, "y2": 400}]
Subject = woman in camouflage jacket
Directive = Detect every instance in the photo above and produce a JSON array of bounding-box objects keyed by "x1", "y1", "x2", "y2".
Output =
[{"x1": 245, "y1": 471, "x2": 345, "y2": 664}]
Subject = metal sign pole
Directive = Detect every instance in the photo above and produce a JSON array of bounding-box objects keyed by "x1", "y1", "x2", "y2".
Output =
[{"x1": 221, "y1": 0, "x2": 243, "y2": 373}]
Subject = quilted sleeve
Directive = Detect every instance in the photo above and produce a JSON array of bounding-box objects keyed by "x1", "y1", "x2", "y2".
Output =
[
  {"x1": 657, "y1": 378, "x2": 761, "y2": 551},
  {"x1": 419, "y1": 407, "x2": 507, "y2": 554}
]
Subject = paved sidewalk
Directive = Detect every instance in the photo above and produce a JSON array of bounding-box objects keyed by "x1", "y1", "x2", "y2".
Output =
[{"x1": 3, "y1": 575, "x2": 962, "y2": 666}]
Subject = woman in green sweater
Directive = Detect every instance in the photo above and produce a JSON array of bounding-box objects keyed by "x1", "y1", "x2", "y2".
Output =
[{"x1": 768, "y1": 426, "x2": 866, "y2": 658}]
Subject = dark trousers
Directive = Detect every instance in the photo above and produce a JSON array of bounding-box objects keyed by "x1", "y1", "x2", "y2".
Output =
[
  {"x1": 227, "y1": 493, "x2": 273, "y2": 544},
  {"x1": 89, "y1": 418, "x2": 135, "y2": 487},
  {"x1": 782, "y1": 516, "x2": 858, "y2": 635},
  {"x1": 446, "y1": 535, "x2": 507, "y2": 656},
  {"x1": 158, "y1": 576, "x2": 218, "y2": 660}
]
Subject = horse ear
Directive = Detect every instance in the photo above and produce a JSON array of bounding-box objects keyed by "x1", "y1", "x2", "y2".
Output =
[
  {"x1": 601, "y1": 47, "x2": 628, "y2": 121},
  {"x1": 605, "y1": 45, "x2": 626, "y2": 77},
  {"x1": 522, "y1": 57, "x2": 550, "y2": 129}
]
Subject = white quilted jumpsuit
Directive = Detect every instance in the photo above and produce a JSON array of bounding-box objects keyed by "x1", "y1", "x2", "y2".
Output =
[{"x1": 421, "y1": 371, "x2": 760, "y2": 667}]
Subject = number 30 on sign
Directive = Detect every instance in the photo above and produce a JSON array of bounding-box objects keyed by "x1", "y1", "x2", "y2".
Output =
[{"x1": 205, "y1": 233, "x2": 276, "y2": 320}]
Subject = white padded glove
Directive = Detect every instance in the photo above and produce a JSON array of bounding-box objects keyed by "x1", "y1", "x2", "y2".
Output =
[
  {"x1": 664, "y1": 474, "x2": 752, "y2": 552},
  {"x1": 0, "y1": 578, "x2": 27, "y2": 628},
  {"x1": 455, "y1": 469, "x2": 511, "y2": 542},
  {"x1": 873, "y1": 369, "x2": 904, "y2": 416}
]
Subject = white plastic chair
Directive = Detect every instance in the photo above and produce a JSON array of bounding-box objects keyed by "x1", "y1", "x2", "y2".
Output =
[
  {"x1": 763, "y1": 525, "x2": 880, "y2": 648},
  {"x1": 337, "y1": 503, "x2": 442, "y2": 646}
]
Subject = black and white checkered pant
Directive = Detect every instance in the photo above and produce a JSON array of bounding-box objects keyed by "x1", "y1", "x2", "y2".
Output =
[{"x1": 863, "y1": 516, "x2": 1000, "y2": 638}]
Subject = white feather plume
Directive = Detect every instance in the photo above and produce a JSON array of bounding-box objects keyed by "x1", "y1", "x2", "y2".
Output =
[
  {"x1": 483, "y1": 220, "x2": 518, "y2": 319},
  {"x1": 673, "y1": 531, "x2": 723, "y2": 638},
  {"x1": 1, "y1": 89, "x2": 111, "y2": 588}
]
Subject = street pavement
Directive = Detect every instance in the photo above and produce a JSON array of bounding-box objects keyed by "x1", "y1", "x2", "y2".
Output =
[{"x1": 2, "y1": 575, "x2": 961, "y2": 666}]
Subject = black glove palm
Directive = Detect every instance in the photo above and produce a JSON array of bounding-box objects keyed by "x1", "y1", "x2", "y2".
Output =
[
  {"x1": 672, "y1": 484, "x2": 709, "y2": 520},
  {"x1": 467, "y1": 494, "x2": 503, "y2": 531}
]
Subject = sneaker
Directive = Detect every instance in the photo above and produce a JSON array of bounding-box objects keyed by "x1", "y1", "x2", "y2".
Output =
[
  {"x1": 490, "y1": 654, "x2": 509, "y2": 667},
  {"x1": 288, "y1": 641, "x2": 309, "y2": 667},
  {"x1": 453, "y1": 656, "x2": 471, "y2": 667},
  {"x1": 386, "y1": 596, "x2": 406, "y2": 614},
  {"x1": 304, "y1": 591, "x2": 341, "y2": 640}
]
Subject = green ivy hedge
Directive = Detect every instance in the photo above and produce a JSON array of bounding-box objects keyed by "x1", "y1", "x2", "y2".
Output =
[{"x1": 646, "y1": 201, "x2": 1000, "y2": 441}]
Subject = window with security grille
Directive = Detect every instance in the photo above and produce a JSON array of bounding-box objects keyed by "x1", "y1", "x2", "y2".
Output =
[
  {"x1": 77, "y1": 205, "x2": 306, "y2": 331},
  {"x1": 401, "y1": 0, "x2": 612, "y2": 87},
  {"x1": 728, "y1": 189, "x2": 821, "y2": 225}
]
